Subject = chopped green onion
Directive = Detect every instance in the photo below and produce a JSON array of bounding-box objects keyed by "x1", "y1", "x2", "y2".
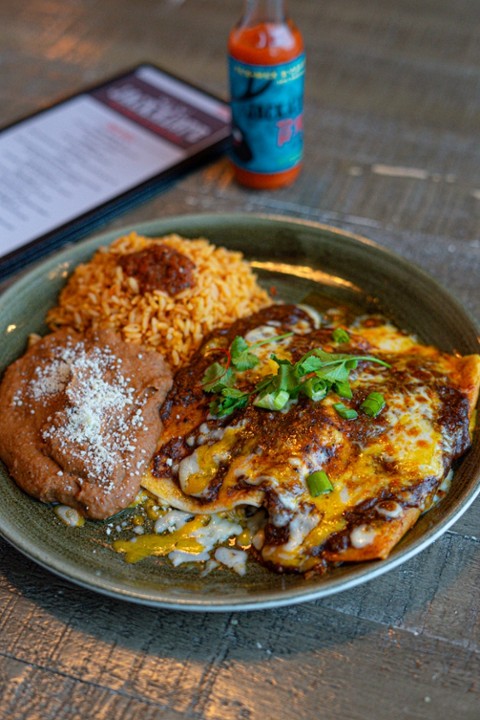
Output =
[
  {"x1": 254, "y1": 389, "x2": 290, "y2": 411},
  {"x1": 334, "y1": 380, "x2": 353, "y2": 399},
  {"x1": 307, "y1": 470, "x2": 333, "y2": 497},
  {"x1": 333, "y1": 402, "x2": 358, "y2": 420},
  {"x1": 276, "y1": 361, "x2": 298, "y2": 392},
  {"x1": 300, "y1": 377, "x2": 328, "y2": 402},
  {"x1": 332, "y1": 328, "x2": 350, "y2": 344},
  {"x1": 202, "y1": 331, "x2": 391, "y2": 418},
  {"x1": 360, "y1": 391, "x2": 386, "y2": 417}
]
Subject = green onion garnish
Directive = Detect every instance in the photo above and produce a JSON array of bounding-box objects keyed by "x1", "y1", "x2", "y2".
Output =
[
  {"x1": 307, "y1": 470, "x2": 333, "y2": 497},
  {"x1": 360, "y1": 391, "x2": 386, "y2": 417},
  {"x1": 334, "y1": 380, "x2": 353, "y2": 399},
  {"x1": 332, "y1": 328, "x2": 350, "y2": 344},
  {"x1": 201, "y1": 331, "x2": 390, "y2": 418},
  {"x1": 333, "y1": 402, "x2": 358, "y2": 420},
  {"x1": 254, "y1": 389, "x2": 290, "y2": 411}
]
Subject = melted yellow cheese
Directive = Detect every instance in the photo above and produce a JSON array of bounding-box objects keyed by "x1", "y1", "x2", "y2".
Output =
[
  {"x1": 178, "y1": 428, "x2": 240, "y2": 496},
  {"x1": 136, "y1": 310, "x2": 480, "y2": 575},
  {"x1": 113, "y1": 516, "x2": 206, "y2": 563}
]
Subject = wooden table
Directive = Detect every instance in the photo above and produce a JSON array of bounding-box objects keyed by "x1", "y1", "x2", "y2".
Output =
[{"x1": 1, "y1": 1, "x2": 479, "y2": 718}]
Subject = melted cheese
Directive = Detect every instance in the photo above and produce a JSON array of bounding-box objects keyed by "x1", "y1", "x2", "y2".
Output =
[
  {"x1": 352, "y1": 321, "x2": 419, "y2": 353},
  {"x1": 178, "y1": 427, "x2": 240, "y2": 496},
  {"x1": 214, "y1": 547, "x2": 248, "y2": 575},
  {"x1": 114, "y1": 512, "x2": 243, "y2": 567},
  {"x1": 138, "y1": 307, "x2": 480, "y2": 576}
]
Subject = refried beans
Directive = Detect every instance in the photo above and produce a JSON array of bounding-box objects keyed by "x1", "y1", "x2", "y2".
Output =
[{"x1": 0, "y1": 328, "x2": 172, "y2": 519}]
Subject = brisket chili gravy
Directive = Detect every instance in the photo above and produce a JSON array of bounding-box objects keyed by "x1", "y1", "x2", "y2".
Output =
[{"x1": 140, "y1": 304, "x2": 480, "y2": 575}]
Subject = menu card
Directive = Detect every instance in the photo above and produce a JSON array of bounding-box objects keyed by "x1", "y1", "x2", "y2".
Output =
[{"x1": 0, "y1": 64, "x2": 231, "y2": 276}]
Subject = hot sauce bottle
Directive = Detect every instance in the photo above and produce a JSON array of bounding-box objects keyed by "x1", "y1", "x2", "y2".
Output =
[{"x1": 228, "y1": 0, "x2": 305, "y2": 189}]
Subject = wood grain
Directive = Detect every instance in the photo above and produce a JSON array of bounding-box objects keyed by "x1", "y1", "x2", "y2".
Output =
[{"x1": 0, "y1": 1, "x2": 479, "y2": 718}]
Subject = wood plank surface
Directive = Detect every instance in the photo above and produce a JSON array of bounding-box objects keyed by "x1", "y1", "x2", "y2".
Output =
[{"x1": 0, "y1": 1, "x2": 479, "y2": 718}]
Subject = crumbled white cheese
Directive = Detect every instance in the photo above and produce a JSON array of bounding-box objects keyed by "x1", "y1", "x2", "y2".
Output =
[
  {"x1": 214, "y1": 547, "x2": 248, "y2": 576},
  {"x1": 178, "y1": 451, "x2": 201, "y2": 489},
  {"x1": 17, "y1": 339, "x2": 146, "y2": 490},
  {"x1": 350, "y1": 524, "x2": 377, "y2": 548},
  {"x1": 297, "y1": 304, "x2": 322, "y2": 329},
  {"x1": 154, "y1": 510, "x2": 192, "y2": 534},
  {"x1": 375, "y1": 501, "x2": 403, "y2": 519},
  {"x1": 169, "y1": 550, "x2": 211, "y2": 566},
  {"x1": 192, "y1": 515, "x2": 242, "y2": 550},
  {"x1": 54, "y1": 505, "x2": 83, "y2": 527},
  {"x1": 244, "y1": 325, "x2": 279, "y2": 344}
]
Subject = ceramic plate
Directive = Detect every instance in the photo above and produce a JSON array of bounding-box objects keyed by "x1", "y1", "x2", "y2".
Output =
[{"x1": 0, "y1": 213, "x2": 479, "y2": 611}]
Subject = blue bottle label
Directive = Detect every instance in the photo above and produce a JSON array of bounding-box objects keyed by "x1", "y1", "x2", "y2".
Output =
[{"x1": 228, "y1": 53, "x2": 305, "y2": 174}]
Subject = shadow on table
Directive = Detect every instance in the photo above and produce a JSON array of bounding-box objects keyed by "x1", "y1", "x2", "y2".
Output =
[
  {"x1": 1, "y1": 528, "x2": 474, "y2": 659},
  {"x1": 2, "y1": 530, "x2": 478, "y2": 716}
]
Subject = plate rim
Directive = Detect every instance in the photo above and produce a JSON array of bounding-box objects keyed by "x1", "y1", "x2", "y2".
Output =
[
  {"x1": 3, "y1": 211, "x2": 479, "y2": 333},
  {"x1": 0, "y1": 211, "x2": 479, "y2": 611}
]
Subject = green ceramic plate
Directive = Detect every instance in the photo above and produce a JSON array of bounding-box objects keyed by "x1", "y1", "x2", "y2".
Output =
[{"x1": 0, "y1": 213, "x2": 479, "y2": 611}]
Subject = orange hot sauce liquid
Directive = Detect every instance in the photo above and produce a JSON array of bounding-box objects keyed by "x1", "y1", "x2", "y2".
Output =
[{"x1": 228, "y1": 20, "x2": 304, "y2": 189}]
